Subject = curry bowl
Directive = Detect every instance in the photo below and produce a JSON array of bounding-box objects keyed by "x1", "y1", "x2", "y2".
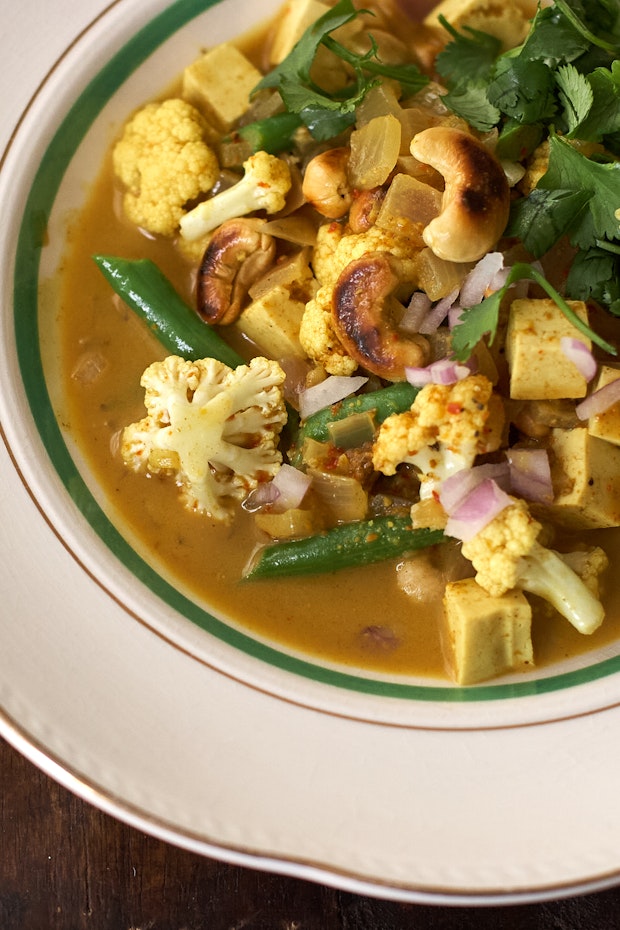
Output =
[{"x1": 3, "y1": 0, "x2": 620, "y2": 903}]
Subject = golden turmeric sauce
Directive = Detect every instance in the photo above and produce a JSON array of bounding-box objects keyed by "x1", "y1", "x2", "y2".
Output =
[{"x1": 56, "y1": 152, "x2": 620, "y2": 682}]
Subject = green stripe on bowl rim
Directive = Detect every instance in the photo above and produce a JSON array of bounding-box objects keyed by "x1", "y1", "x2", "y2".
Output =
[{"x1": 12, "y1": 0, "x2": 620, "y2": 703}]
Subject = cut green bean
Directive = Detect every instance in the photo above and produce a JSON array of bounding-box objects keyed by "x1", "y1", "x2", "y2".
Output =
[
  {"x1": 93, "y1": 255, "x2": 245, "y2": 368},
  {"x1": 233, "y1": 112, "x2": 304, "y2": 154},
  {"x1": 290, "y1": 381, "x2": 418, "y2": 466},
  {"x1": 244, "y1": 516, "x2": 444, "y2": 579}
]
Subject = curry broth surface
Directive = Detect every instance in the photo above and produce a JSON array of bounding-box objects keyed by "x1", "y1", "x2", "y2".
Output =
[{"x1": 58, "y1": 148, "x2": 620, "y2": 683}]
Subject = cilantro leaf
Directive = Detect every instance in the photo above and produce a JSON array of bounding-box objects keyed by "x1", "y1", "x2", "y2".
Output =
[
  {"x1": 435, "y1": 17, "x2": 501, "y2": 86},
  {"x1": 440, "y1": 83, "x2": 501, "y2": 132},
  {"x1": 254, "y1": 0, "x2": 361, "y2": 92},
  {"x1": 487, "y1": 57, "x2": 557, "y2": 124},
  {"x1": 506, "y1": 188, "x2": 592, "y2": 258},
  {"x1": 570, "y1": 61, "x2": 620, "y2": 140},
  {"x1": 566, "y1": 246, "x2": 620, "y2": 314},
  {"x1": 553, "y1": 0, "x2": 620, "y2": 53},
  {"x1": 515, "y1": 4, "x2": 589, "y2": 66},
  {"x1": 252, "y1": 0, "x2": 427, "y2": 141},
  {"x1": 451, "y1": 262, "x2": 616, "y2": 361},
  {"x1": 538, "y1": 133, "x2": 620, "y2": 249},
  {"x1": 556, "y1": 63, "x2": 594, "y2": 133}
]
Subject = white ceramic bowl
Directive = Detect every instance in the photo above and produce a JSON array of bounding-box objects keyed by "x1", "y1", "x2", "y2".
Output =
[{"x1": 3, "y1": 0, "x2": 620, "y2": 903}]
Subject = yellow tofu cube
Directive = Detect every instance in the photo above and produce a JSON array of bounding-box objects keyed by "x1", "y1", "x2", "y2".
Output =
[
  {"x1": 547, "y1": 427, "x2": 620, "y2": 529},
  {"x1": 587, "y1": 366, "x2": 620, "y2": 446},
  {"x1": 269, "y1": 0, "x2": 330, "y2": 64},
  {"x1": 506, "y1": 298, "x2": 591, "y2": 400},
  {"x1": 425, "y1": 0, "x2": 537, "y2": 50},
  {"x1": 234, "y1": 286, "x2": 306, "y2": 359},
  {"x1": 182, "y1": 44, "x2": 261, "y2": 132},
  {"x1": 443, "y1": 578, "x2": 533, "y2": 685}
]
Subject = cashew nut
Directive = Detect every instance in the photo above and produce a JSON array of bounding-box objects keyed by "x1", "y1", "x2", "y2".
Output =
[
  {"x1": 410, "y1": 127, "x2": 510, "y2": 264},
  {"x1": 302, "y1": 147, "x2": 353, "y2": 220},
  {"x1": 197, "y1": 218, "x2": 276, "y2": 325},
  {"x1": 332, "y1": 252, "x2": 430, "y2": 381},
  {"x1": 348, "y1": 187, "x2": 386, "y2": 234}
]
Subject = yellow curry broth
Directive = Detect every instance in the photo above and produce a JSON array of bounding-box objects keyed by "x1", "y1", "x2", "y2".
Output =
[{"x1": 59, "y1": 153, "x2": 620, "y2": 680}]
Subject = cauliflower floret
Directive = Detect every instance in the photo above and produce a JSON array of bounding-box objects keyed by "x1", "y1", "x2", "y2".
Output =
[
  {"x1": 300, "y1": 224, "x2": 421, "y2": 373},
  {"x1": 300, "y1": 286, "x2": 358, "y2": 376},
  {"x1": 113, "y1": 99, "x2": 220, "y2": 236},
  {"x1": 461, "y1": 497, "x2": 606, "y2": 635},
  {"x1": 180, "y1": 151, "x2": 292, "y2": 241},
  {"x1": 372, "y1": 374, "x2": 505, "y2": 496},
  {"x1": 121, "y1": 355, "x2": 287, "y2": 522}
]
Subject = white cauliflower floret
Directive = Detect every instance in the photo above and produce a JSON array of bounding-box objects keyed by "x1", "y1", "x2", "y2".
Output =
[
  {"x1": 113, "y1": 99, "x2": 220, "y2": 236},
  {"x1": 121, "y1": 355, "x2": 287, "y2": 522},
  {"x1": 180, "y1": 151, "x2": 292, "y2": 241},
  {"x1": 461, "y1": 497, "x2": 606, "y2": 635},
  {"x1": 300, "y1": 224, "x2": 421, "y2": 373},
  {"x1": 372, "y1": 374, "x2": 505, "y2": 497}
]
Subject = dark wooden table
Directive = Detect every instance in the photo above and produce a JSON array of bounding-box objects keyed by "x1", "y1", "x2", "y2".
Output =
[{"x1": 3, "y1": 737, "x2": 620, "y2": 930}]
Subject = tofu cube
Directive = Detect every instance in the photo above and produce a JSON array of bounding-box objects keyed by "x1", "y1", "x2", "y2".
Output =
[
  {"x1": 182, "y1": 44, "x2": 261, "y2": 132},
  {"x1": 425, "y1": 0, "x2": 537, "y2": 50},
  {"x1": 506, "y1": 298, "x2": 591, "y2": 400},
  {"x1": 587, "y1": 366, "x2": 620, "y2": 446},
  {"x1": 269, "y1": 0, "x2": 330, "y2": 64},
  {"x1": 547, "y1": 427, "x2": 620, "y2": 528},
  {"x1": 234, "y1": 286, "x2": 306, "y2": 360},
  {"x1": 443, "y1": 578, "x2": 533, "y2": 685}
]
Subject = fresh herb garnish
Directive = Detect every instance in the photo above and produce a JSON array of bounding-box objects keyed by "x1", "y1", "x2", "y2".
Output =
[
  {"x1": 451, "y1": 262, "x2": 617, "y2": 361},
  {"x1": 437, "y1": 0, "x2": 620, "y2": 344},
  {"x1": 253, "y1": 0, "x2": 428, "y2": 142}
]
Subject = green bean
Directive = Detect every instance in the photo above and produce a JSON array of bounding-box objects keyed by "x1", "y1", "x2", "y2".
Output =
[
  {"x1": 290, "y1": 381, "x2": 419, "y2": 466},
  {"x1": 93, "y1": 255, "x2": 245, "y2": 369},
  {"x1": 233, "y1": 112, "x2": 304, "y2": 155},
  {"x1": 244, "y1": 517, "x2": 444, "y2": 579}
]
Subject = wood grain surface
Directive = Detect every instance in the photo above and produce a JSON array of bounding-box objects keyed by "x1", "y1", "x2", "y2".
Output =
[{"x1": 2, "y1": 737, "x2": 620, "y2": 930}]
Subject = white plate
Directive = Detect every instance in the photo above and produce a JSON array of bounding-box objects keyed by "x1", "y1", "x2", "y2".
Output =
[{"x1": 3, "y1": 0, "x2": 620, "y2": 905}]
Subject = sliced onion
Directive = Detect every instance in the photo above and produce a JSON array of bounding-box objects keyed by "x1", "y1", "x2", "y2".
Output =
[
  {"x1": 400, "y1": 292, "x2": 432, "y2": 334},
  {"x1": 560, "y1": 337, "x2": 597, "y2": 383},
  {"x1": 439, "y1": 462, "x2": 510, "y2": 514},
  {"x1": 271, "y1": 464, "x2": 313, "y2": 511},
  {"x1": 298, "y1": 375, "x2": 368, "y2": 419},
  {"x1": 445, "y1": 479, "x2": 512, "y2": 542},
  {"x1": 448, "y1": 303, "x2": 464, "y2": 330},
  {"x1": 405, "y1": 357, "x2": 472, "y2": 387},
  {"x1": 242, "y1": 481, "x2": 281, "y2": 513},
  {"x1": 459, "y1": 252, "x2": 505, "y2": 308},
  {"x1": 418, "y1": 288, "x2": 460, "y2": 334},
  {"x1": 506, "y1": 448, "x2": 553, "y2": 504},
  {"x1": 576, "y1": 375, "x2": 620, "y2": 420}
]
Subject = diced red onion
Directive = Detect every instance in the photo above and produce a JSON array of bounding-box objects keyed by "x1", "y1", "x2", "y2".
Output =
[
  {"x1": 459, "y1": 252, "x2": 505, "y2": 308},
  {"x1": 405, "y1": 357, "x2": 472, "y2": 387},
  {"x1": 560, "y1": 337, "x2": 597, "y2": 383},
  {"x1": 298, "y1": 375, "x2": 368, "y2": 419},
  {"x1": 418, "y1": 288, "x2": 460, "y2": 334},
  {"x1": 271, "y1": 464, "x2": 312, "y2": 511},
  {"x1": 439, "y1": 462, "x2": 511, "y2": 514},
  {"x1": 400, "y1": 292, "x2": 432, "y2": 334},
  {"x1": 242, "y1": 481, "x2": 281, "y2": 513},
  {"x1": 448, "y1": 303, "x2": 464, "y2": 330},
  {"x1": 445, "y1": 479, "x2": 512, "y2": 542},
  {"x1": 576, "y1": 375, "x2": 620, "y2": 420},
  {"x1": 506, "y1": 448, "x2": 553, "y2": 504}
]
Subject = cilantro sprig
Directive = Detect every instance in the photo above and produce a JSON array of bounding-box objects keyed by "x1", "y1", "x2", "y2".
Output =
[
  {"x1": 253, "y1": 0, "x2": 428, "y2": 142},
  {"x1": 451, "y1": 262, "x2": 617, "y2": 361}
]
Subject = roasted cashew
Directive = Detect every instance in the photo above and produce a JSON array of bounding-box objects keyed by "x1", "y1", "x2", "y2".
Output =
[
  {"x1": 410, "y1": 127, "x2": 510, "y2": 263},
  {"x1": 197, "y1": 218, "x2": 276, "y2": 325},
  {"x1": 332, "y1": 252, "x2": 430, "y2": 381},
  {"x1": 348, "y1": 187, "x2": 386, "y2": 234},
  {"x1": 302, "y1": 147, "x2": 352, "y2": 220}
]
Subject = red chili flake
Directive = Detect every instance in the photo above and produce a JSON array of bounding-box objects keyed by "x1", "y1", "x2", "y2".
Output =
[{"x1": 446, "y1": 402, "x2": 462, "y2": 414}]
